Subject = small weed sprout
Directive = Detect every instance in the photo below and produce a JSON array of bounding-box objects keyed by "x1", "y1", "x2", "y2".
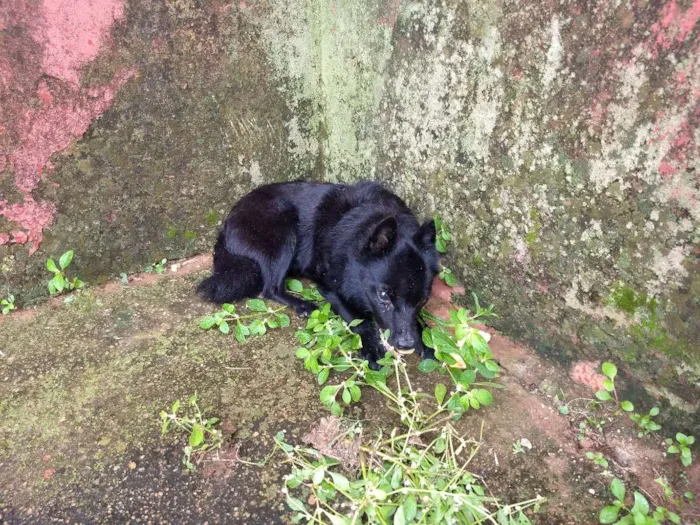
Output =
[
  {"x1": 585, "y1": 451, "x2": 609, "y2": 470},
  {"x1": 145, "y1": 258, "x2": 167, "y2": 274},
  {"x1": 630, "y1": 407, "x2": 662, "y2": 437},
  {"x1": 599, "y1": 478, "x2": 680, "y2": 525},
  {"x1": 434, "y1": 214, "x2": 452, "y2": 254},
  {"x1": 438, "y1": 265, "x2": 456, "y2": 287},
  {"x1": 120, "y1": 272, "x2": 129, "y2": 285},
  {"x1": 160, "y1": 393, "x2": 223, "y2": 471},
  {"x1": 666, "y1": 433, "x2": 695, "y2": 467},
  {"x1": 46, "y1": 250, "x2": 85, "y2": 295},
  {"x1": 594, "y1": 363, "x2": 635, "y2": 414},
  {"x1": 1, "y1": 294, "x2": 15, "y2": 314}
]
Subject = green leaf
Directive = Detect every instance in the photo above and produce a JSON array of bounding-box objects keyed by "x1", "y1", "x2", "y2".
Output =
[
  {"x1": 317, "y1": 368, "x2": 330, "y2": 385},
  {"x1": 286, "y1": 279, "x2": 303, "y2": 293},
  {"x1": 599, "y1": 506, "x2": 620, "y2": 524},
  {"x1": 348, "y1": 319, "x2": 364, "y2": 327},
  {"x1": 189, "y1": 424, "x2": 204, "y2": 447},
  {"x1": 222, "y1": 303, "x2": 236, "y2": 314},
  {"x1": 403, "y1": 495, "x2": 417, "y2": 521},
  {"x1": 620, "y1": 401, "x2": 634, "y2": 412},
  {"x1": 418, "y1": 359, "x2": 439, "y2": 373},
  {"x1": 200, "y1": 316, "x2": 217, "y2": 329},
  {"x1": 610, "y1": 478, "x2": 625, "y2": 502},
  {"x1": 296, "y1": 347, "x2": 310, "y2": 359},
  {"x1": 473, "y1": 389, "x2": 493, "y2": 406},
  {"x1": 219, "y1": 320, "x2": 230, "y2": 334},
  {"x1": 349, "y1": 385, "x2": 361, "y2": 402},
  {"x1": 595, "y1": 390, "x2": 613, "y2": 401},
  {"x1": 342, "y1": 388, "x2": 352, "y2": 405},
  {"x1": 320, "y1": 385, "x2": 338, "y2": 406},
  {"x1": 46, "y1": 258, "x2": 58, "y2": 273},
  {"x1": 393, "y1": 505, "x2": 405, "y2": 525},
  {"x1": 649, "y1": 407, "x2": 660, "y2": 417},
  {"x1": 667, "y1": 445, "x2": 680, "y2": 454},
  {"x1": 444, "y1": 272, "x2": 456, "y2": 287},
  {"x1": 246, "y1": 299, "x2": 267, "y2": 312},
  {"x1": 330, "y1": 402, "x2": 343, "y2": 416},
  {"x1": 631, "y1": 492, "x2": 649, "y2": 516},
  {"x1": 436, "y1": 237, "x2": 447, "y2": 253},
  {"x1": 286, "y1": 495, "x2": 306, "y2": 512},
  {"x1": 435, "y1": 383, "x2": 447, "y2": 405},
  {"x1": 277, "y1": 313, "x2": 291, "y2": 328},
  {"x1": 603, "y1": 379, "x2": 615, "y2": 392},
  {"x1": 676, "y1": 432, "x2": 688, "y2": 445},
  {"x1": 601, "y1": 362, "x2": 617, "y2": 380},
  {"x1": 312, "y1": 467, "x2": 325, "y2": 485},
  {"x1": 59, "y1": 250, "x2": 74, "y2": 269},
  {"x1": 558, "y1": 405, "x2": 570, "y2": 415},
  {"x1": 681, "y1": 447, "x2": 692, "y2": 467},
  {"x1": 329, "y1": 471, "x2": 350, "y2": 491}
]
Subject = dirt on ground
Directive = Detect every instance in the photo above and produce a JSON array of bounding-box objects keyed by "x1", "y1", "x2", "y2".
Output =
[{"x1": 0, "y1": 257, "x2": 697, "y2": 524}]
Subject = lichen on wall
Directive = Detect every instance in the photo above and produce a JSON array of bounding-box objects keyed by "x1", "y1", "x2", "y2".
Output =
[
  {"x1": 373, "y1": 0, "x2": 700, "y2": 410},
  {"x1": 256, "y1": 0, "x2": 395, "y2": 181}
]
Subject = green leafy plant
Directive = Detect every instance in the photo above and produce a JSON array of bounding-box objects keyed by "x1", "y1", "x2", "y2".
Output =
[
  {"x1": 630, "y1": 407, "x2": 662, "y2": 437},
  {"x1": 160, "y1": 393, "x2": 223, "y2": 471},
  {"x1": 274, "y1": 426, "x2": 543, "y2": 525},
  {"x1": 285, "y1": 278, "x2": 324, "y2": 302},
  {"x1": 200, "y1": 299, "x2": 290, "y2": 341},
  {"x1": 585, "y1": 451, "x2": 609, "y2": 470},
  {"x1": 120, "y1": 272, "x2": 129, "y2": 285},
  {"x1": 145, "y1": 258, "x2": 167, "y2": 274},
  {"x1": 417, "y1": 296, "x2": 501, "y2": 420},
  {"x1": 599, "y1": 478, "x2": 680, "y2": 524},
  {"x1": 46, "y1": 250, "x2": 85, "y2": 295},
  {"x1": 1, "y1": 294, "x2": 15, "y2": 314},
  {"x1": 595, "y1": 362, "x2": 635, "y2": 414},
  {"x1": 434, "y1": 215, "x2": 452, "y2": 254},
  {"x1": 666, "y1": 433, "x2": 694, "y2": 467},
  {"x1": 512, "y1": 441, "x2": 525, "y2": 455},
  {"x1": 438, "y1": 265, "x2": 456, "y2": 287}
]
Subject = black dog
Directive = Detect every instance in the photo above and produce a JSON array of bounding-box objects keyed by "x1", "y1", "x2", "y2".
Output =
[{"x1": 197, "y1": 181, "x2": 439, "y2": 369}]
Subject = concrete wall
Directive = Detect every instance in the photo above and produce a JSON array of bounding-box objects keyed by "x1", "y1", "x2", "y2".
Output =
[{"x1": 1, "y1": 0, "x2": 698, "y2": 413}]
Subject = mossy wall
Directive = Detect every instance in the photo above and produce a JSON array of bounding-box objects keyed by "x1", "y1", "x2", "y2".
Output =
[{"x1": 1, "y1": 1, "x2": 698, "y2": 410}]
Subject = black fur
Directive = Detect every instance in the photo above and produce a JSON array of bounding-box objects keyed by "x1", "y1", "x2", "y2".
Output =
[{"x1": 197, "y1": 181, "x2": 440, "y2": 369}]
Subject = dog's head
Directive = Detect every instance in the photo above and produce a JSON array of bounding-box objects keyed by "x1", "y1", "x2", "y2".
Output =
[{"x1": 359, "y1": 216, "x2": 439, "y2": 350}]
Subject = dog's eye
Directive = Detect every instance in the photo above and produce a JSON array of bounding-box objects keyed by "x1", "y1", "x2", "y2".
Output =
[{"x1": 377, "y1": 289, "x2": 390, "y2": 302}]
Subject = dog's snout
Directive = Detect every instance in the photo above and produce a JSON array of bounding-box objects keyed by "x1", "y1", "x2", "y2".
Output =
[{"x1": 394, "y1": 334, "x2": 415, "y2": 350}]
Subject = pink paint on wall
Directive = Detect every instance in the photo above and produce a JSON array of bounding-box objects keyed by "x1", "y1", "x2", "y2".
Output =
[
  {"x1": 34, "y1": 0, "x2": 127, "y2": 85},
  {"x1": 648, "y1": 0, "x2": 700, "y2": 56},
  {"x1": 0, "y1": 0, "x2": 134, "y2": 255},
  {"x1": 9, "y1": 68, "x2": 135, "y2": 194},
  {"x1": 0, "y1": 197, "x2": 56, "y2": 254}
]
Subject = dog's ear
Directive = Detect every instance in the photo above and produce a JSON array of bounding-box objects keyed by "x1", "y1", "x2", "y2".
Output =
[
  {"x1": 414, "y1": 219, "x2": 436, "y2": 249},
  {"x1": 364, "y1": 216, "x2": 397, "y2": 255}
]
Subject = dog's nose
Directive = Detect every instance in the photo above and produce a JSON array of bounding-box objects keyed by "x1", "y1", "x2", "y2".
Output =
[{"x1": 394, "y1": 335, "x2": 415, "y2": 350}]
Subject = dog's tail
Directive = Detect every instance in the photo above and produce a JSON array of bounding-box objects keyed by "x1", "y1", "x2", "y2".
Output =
[{"x1": 196, "y1": 232, "x2": 263, "y2": 303}]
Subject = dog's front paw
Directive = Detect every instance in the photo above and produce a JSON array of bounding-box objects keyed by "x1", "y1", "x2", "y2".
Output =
[
  {"x1": 416, "y1": 340, "x2": 435, "y2": 361},
  {"x1": 294, "y1": 301, "x2": 317, "y2": 318},
  {"x1": 360, "y1": 346, "x2": 383, "y2": 370}
]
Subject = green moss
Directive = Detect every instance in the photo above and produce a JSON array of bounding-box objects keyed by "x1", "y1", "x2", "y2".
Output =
[
  {"x1": 206, "y1": 210, "x2": 220, "y2": 227},
  {"x1": 523, "y1": 207, "x2": 542, "y2": 249},
  {"x1": 608, "y1": 282, "x2": 653, "y2": 316}
]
